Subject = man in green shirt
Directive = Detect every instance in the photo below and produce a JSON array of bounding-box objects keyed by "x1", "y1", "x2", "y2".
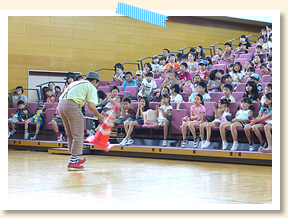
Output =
[{"x1": 59, "y1": 71, "x2": 104, "y2": 171}]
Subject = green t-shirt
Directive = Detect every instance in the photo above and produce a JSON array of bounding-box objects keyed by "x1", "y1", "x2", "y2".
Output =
[{"x1": 60, "y1": 81, "x2": 98, "y2": 107}]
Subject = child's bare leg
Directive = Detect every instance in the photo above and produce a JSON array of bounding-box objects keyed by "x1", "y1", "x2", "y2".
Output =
[
  {"x1": 244, "y1": 124, "x2": 253, "y2": 144},
  {"x1": 24, "y1": 120, "x2": 31, "y2": 130},
  {"x1": 51, "y1": 119, "x2": 59, "y2": 133},
  {"x1": 10, "y1": 121, "x2": 16, "y2": 131},
  {"x1": 163, "y1": 122, "x2": 168, "y2": 140},
  {"x1": 188, "y1": 122, "x2": 198, "y2": 139},
  {"x1": 264, "y1": 124, "x2": 272, "y2": 148},
  {"x1": 124, "y1": 121, "x2": 132, "y2": 135},
  {"x1": 199, "y1": 122, "x2": 207, "y2": 141},
  {"x1": 219, "y1": 122, "x2": 231, "y2": 141},
  {"x1": 181, "y1": 122, "x2": 189, "y2": 140},
  {"x1": 145, "y1": 120, "x2": 157, "y2": 125},
  {"x1": 125, "y1": 121, "x2": 138, "y2": 140},
  {"x1": 206, "y1": 122, "x2": 216, "y2": 141},
  {"x1": 35, "y1": 124, "x2": 41, "y2": 135},
  {"x1": 231, "y1": 122, "x2": 243, "y2": 142},
  {"x1": 252, "y1": 124, "x2": 265, "y2": 144}
]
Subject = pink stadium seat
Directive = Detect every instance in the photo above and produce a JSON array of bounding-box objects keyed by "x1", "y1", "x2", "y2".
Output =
[
  {"x1": 239, "y1": 53, "x2": 252, "y2": 60},
  {"x1": 171, "y1": 109, "x2": 189, "y2": 134},
  {"x1": 235, "y1": 83, "x2": 246, "y2": 92},
  {"x1": 98, "y1": 80, "x2": 110, "y2": 86},
  {"x1": 179, "y1": 92, "x2": 189, "y2": 102},
  {"x1": 219, "y1": 60, "x2": 232, "y2": 67},
  {"x1": 179, "y1": 102, "x2": 193, "y2": 112},
  {"x1": 213, "y1": 64, "x2": 226, "y2": 71},
  {"x1": 154, "y1": 73, "x2": 161, "y2": 79},
  {"x1": 110, "y1": 80, "x2": 122, "y2": 87},
  {"x1": 45, "y1": 108, "x2": 56, "y2": 130},
  {"x1": 255, "y1": 69, "x2": 262, "y2": 75},
  {"x1": 117, "y1": 86, "x2": 124, "y2": 92},
  {"x1": 130, "y1": 101, "x2": 138, "y2": 112},
  {"x1": 262, "y1": 75, "x2": 272, "y2": 83},
  {"x1": 52, "y1": 102, "x2": 58, "y2": 108},
  {"x1": 125, "y1": 86, "x2": 139, "y2": 97},
  {"x1": 252, "y1": 43, "x2": 257, "y2": 47},
  {"x1": 244, "y1": 76, "x2": 249, "y2": 83},
  {"x1": 154, "y1": 79, "x2": 164, "y2": 89},
  {"x1": 98, "y1": 86, "x2": 110, "y2": 94},
  {"x1": 234, "y1": 58, "x2": 246, "y2": 68},
  {"x1": 250, "y1": 47, "x2": 255, "y2": 54},
  {"x1": 204, "y1": 102, "x2": 217, "y2": 117},
  {"x1": 183, "y1": 84, "x2": 192, "y2": 94},
  {"x1": 27, "y1": 102, "x2": 38, "y2": 114},
  {"x1": 210, "y1": 92, "x2": 224, "y2": 103},
  {"x1": 149, "y1": 102, "x2": 159, "y2": 110},
  {"x1": 190, "y1": 71, "x2": 198, "y2": 79},
  {"x1": 171, "y1": 102, "x2": 177, "y2": 110},
  {"x1": 231, "y1": 92, "x2": 245, "y2": 102},
  {"x1": 118, "y1": 93, "x2": 126, "y2": 100}
]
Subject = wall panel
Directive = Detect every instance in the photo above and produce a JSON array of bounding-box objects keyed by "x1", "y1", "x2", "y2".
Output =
[{"x1": 8, "y1": 16, "x2": 261, "y2": 93}]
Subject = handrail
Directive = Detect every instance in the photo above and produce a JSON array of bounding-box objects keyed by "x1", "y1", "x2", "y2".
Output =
[
  {"x1": 8, "y1": 88, "x2": 40, "y2": 108},
  {"x1": 36, "y1": 81, "x2": 66, "y2": 99},
  {"x1": 209, "y1": 43, "x2": 226, "y2": 56},
  {"x1": 178, "y1": 46, "x2": 213, "y2": 57},
  {"x1": 121, "y1": 62, "x2": 140, "y2": 71},
  {"x1": 137, "y1": 56, "x2": 153, "y2": 70}
]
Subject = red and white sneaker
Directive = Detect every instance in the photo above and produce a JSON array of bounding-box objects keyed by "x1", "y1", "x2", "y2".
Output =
[
  {"x1": 77, "y1": 157, "x2": 87, "y2": 165},
  {"x1": 67, "y1": 161, "x2": 84, "y2": 171},
  {"x1": 57, "y1": 134, "x2": 64, "y2": 142}
]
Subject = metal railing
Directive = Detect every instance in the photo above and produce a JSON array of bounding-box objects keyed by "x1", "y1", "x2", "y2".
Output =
[
  {"x1": 36, "y1": 81, "x2": 66, "y2": 99},
  {"x1": 121, "y1": 62, "x2": 140, "y2": 71},
  {"x1": 8, "y1": 88, "x2": 40, "y2": 108},
  {"x1": 178, "y1": 46, "x2": 213, "y2": 57}
]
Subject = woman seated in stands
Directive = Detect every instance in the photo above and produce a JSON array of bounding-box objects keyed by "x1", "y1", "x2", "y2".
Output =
[
  {"x1": 195, "y1": 46, "x2": 206, "y2": 61},
  {"x1": 12, "y1": 86, "x2": 28, "y2": 104}
]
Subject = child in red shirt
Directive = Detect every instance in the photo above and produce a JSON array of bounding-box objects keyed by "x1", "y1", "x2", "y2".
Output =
[{"x1": 197, "y1": 60, "x2": 209, "y2": 82}]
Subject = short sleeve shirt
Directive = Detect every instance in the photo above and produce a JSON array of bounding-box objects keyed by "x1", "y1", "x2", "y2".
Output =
[
  {"x1": 164, "y1": 63, "x2": 180, "y2": 72},
  {"x1": 138, "y1": 79, "x2": 157, "y2": 97},
  {"x1": 197, "y1": 70, "x2": 210, "y2": 81},
  {"x1": 61, "y1": 81, "x2": 98, "y2": 107},
  {"x1": 259, "y1": 106, "x2": 272, "y2": 117},
  {"x1": 187, "y1": 62, "x2": 198, "y2": 73},
  {"x1": 178, "y1": 71, "x2": 191, "y2": 81},
  {"x1": 122, "y1": 79, "x2": 136, "y2": 91},
  {"x1": 190, "y1": 104, "x2": 206, "y2": 117},
  {"x1": 189, "y1": 93, "x2": 211, "y2": 102},
  {"x1": 170, "y1": 94, "x2": 183, "y2": 103},
  {"x1": 221, "y1": 95, "x2": 236, "y2": 103}
]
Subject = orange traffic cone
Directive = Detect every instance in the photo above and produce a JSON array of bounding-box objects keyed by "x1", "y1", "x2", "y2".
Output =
[{"x1": 85, "y1": 99, "x2": 119, "y2": 152}]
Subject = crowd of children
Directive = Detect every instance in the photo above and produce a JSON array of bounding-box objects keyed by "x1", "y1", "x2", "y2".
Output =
[{"x1": 8, "y1": 25, "x2": 273, "y2": 153}]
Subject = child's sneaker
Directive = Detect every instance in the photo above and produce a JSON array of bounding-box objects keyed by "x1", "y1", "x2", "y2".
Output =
[
  {"x1": 259, "y1": 147, "x2": 272, "y2": 153},
  {"x1": 259, "y1": 142, "x2": 268, "y2": 150},
  {"x1": 30, "y1": 135, "x2": 38, "y2": 140},
  {"x1": 193, "y1": 137, "x2": 200, "y2": 148},
  {"x1": 231, "y1": 141, "x2": 239, "y2": 151},
  {"x1": 162, "y1": 140, "x2": 168, "y2": 147},
  {"x1": 120, "y1": 138, "x2": 127, "y2": 146},
  {"x1": 24, "y1": 132, "x2": 29, "y2": 140},
  {"x1": 181, "y1": 139, "x2": 189, "y2": 148},
  {"x1": 9, "y1": 130, "x2": 16, "y2": 138},
  {"x1": 126, "y1": 138, "x2": 134, "y2": 145},
  {"x1": 249, "y1": 143, "x2": 254, "y2": 151},
  {"x1": 222, "y1": 140, "x2": 228, "y2": 150},
  {"x1": 202, "y1": 140, "x2": 210, "y2": 149},
  {"x1": 57, "y1": 134, "x2": 64, "y2": 142},
  {"x1": 62, "y1": 135, "x2": 68, "y2": 141}
]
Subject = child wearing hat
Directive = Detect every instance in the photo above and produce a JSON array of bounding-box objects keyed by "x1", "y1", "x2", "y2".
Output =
[
  {"x1": 24, "y1": 100, "x2": 47, "y2": 140},
  {"x1": 135, "y1": 70, "x2": 144, "y2": 91},
  {"x1": 197, "y1": 60, "x2": 209, "y2": 82},
  {"x1": 249, "y1": 73, "x2": 263, "y2": 92}
]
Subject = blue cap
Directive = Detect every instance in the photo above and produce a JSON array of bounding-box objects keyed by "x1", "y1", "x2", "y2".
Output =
[
  {"x1": 38, "y1": 100, "x2": 45, "y2": 106},
  {"x1": 199, "y1": 60, "x2": 208, "y2": 66}
]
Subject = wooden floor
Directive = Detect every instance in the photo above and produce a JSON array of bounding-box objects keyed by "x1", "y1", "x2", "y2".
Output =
[{"x1": 8, "y1": 149, "x2": 272, "y2": 209}]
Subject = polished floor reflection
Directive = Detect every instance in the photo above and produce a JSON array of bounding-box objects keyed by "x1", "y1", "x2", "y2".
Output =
[{"x1": 8, "y1": 149, "x2": 272, "y2": 209}]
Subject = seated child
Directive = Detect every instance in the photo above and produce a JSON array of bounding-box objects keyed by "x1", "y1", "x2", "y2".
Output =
[
  {"x1": 261, "y1": 83, "x2": 272, "y2": 105},
  {"x1": 158, "y1": 57, "x2": 167, "y2": 73},
  {"x1": 8, "y1": 100, "x2": 30, "y2": 138},
  {"x1": 197, "y1": 60, "x2": 209, "y2": 82},
  {"x1": 220, "y1": 97, "x2": 254, "y2": 151},
  {"x1": 24, "y1": 100, "x2": 47, "y2": 140},
  {"x1": 51, "y1": 107, "x2": 68, "y2": 141},
  {"x1": 221, "y1": 84, "x2": 235, "y2": 102},
  {"x1": 243, "y1": 80, "x2": 259, "y2": 102},
  {"x1": 184, "y1": 74, "x2": 201, "y2": 96},
  {"x1": 211, "y1": 48, "x2": 222, "y2": 64},
  {"x1": 115, "y1": 97, "x2": 135, "y2": 125},
  {"x1": 164, "y1": 54, "x2": 180, "y2": 73},
  {"x1": 259, "y1": 122, "x2": 272, "y2": 153},
  {"x1": 244, "y1": 60, "x2": 253, "y2": 75},
  {"x1": 244, "y1": 92, "x2": 272, "y2": 151},
  {"x1": 100, "y1": 86, "x2": 122, "y2": 114},
  {"x1": 151, "y1": 55, "x2": 161, "y2": 73},
  {"x1": 207, "y1": 69, "x2": 221, "y2": 93},
  {"x1": 219, "y1": 74, "x2": 233, "y2": 92},
  {"x1": 53, "y1": 86, "x2": 62, "y2": 102},
  {"x1": 43, "y1": 88, "x2": 55, "y2": 104},
  {"x1": 122, "y1": 72, "x2": 136, "y2": 91},
  {"x1": 135, "y1": 70, "x2": 144, "y2": 91},
  {"x1": 120, "y1": 97, "x2": 150, "y2": 146},
  {"x1": 144, "y1": 93, "x2": 173, "y2": 147},
  {"x1": 181, "y1": 93, "x2": 206, "y2": 148},
  {"x1": 260, "y1": 63, "x2": 271, "y2": 78},
  {"x1": 200, "y1": 99, "x2": 230, "y2": 148},
  {"x1": 178, "y1": 63, "x2": 192, "y2": 88},
  {"x1": 137, "y1": 71, "x2": 157, "y2": 102},
  {"x1": 249, "y1": 73, "x2": 263, "y2": 92},
  {"x1": 222, "y1": 42, "x2": 236, "y2": 64},
  {"x1": 189, "y1": 81, "x2": 211, "y2": 102},
  {"x1": 112, "y1": 63, "x2": 125, "y2": 83},
  {"x1": 170, "y1": 84, "x2": 183, "y2": 105}
]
